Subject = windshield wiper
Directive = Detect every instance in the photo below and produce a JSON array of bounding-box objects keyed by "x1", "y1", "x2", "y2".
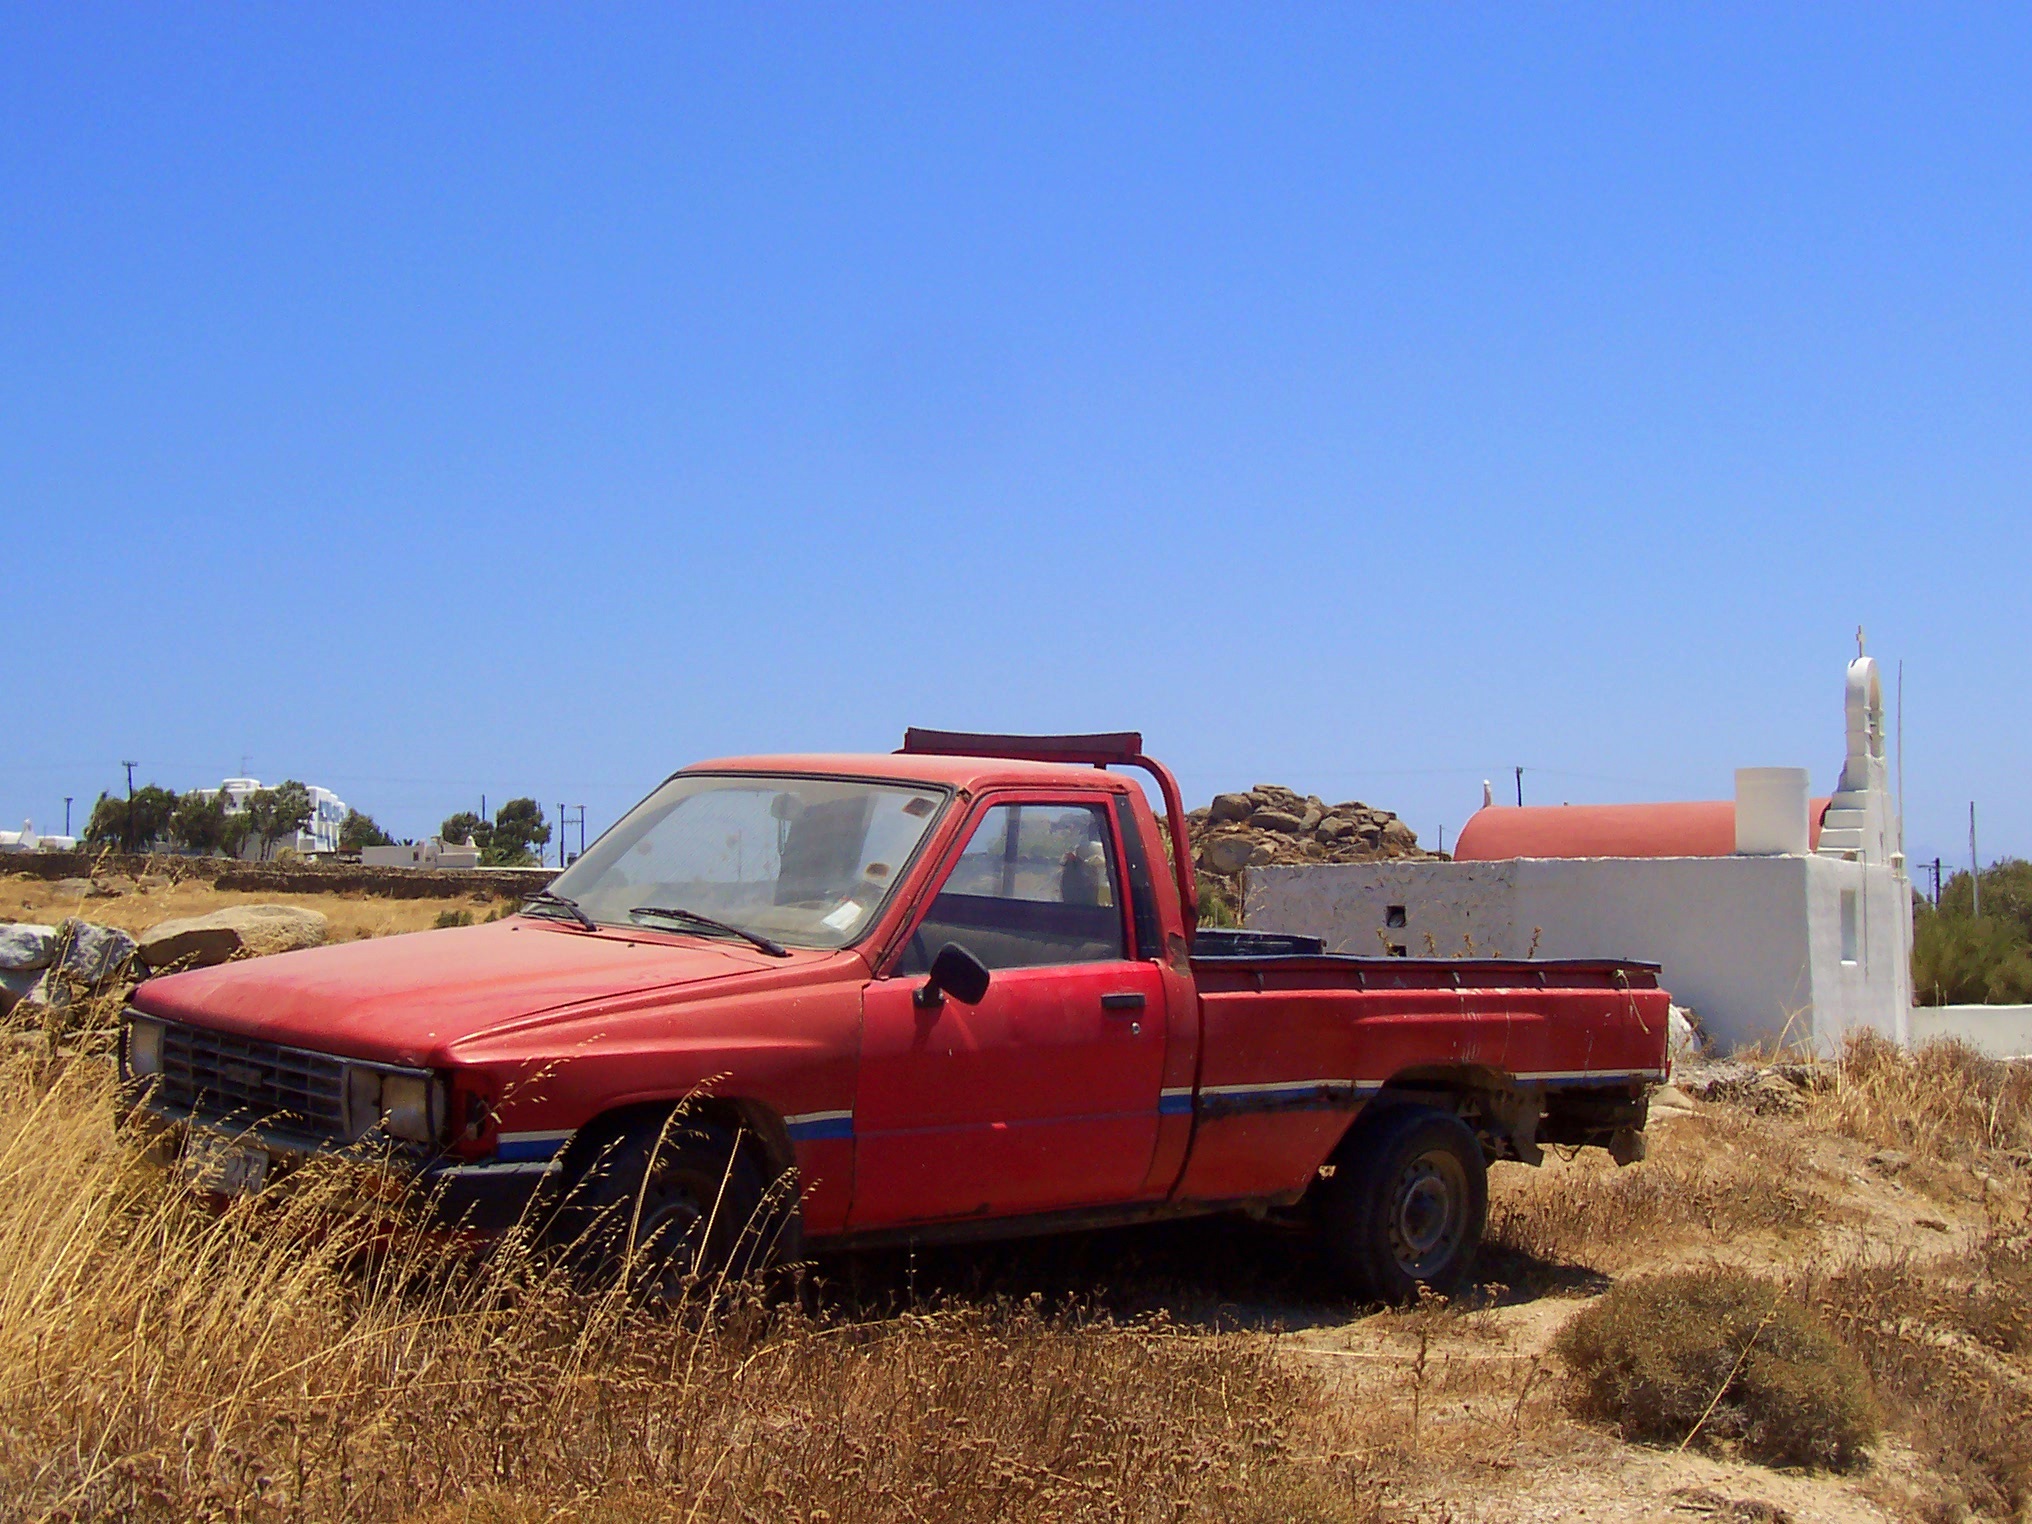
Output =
[
  {"x1": 628, "y1": 905, "x2": 791, "y2": 958},
  {"x1": 522, "y1": 887, "x2": 598, "y2": 932}
]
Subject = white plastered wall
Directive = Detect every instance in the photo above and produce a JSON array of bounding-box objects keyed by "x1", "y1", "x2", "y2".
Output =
[{"x1": 1248, "y1": 855, "x2": 1912, "y2": 1056}]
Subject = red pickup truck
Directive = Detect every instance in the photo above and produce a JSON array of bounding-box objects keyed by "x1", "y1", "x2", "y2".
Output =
[{"x1": 122, "y1": 732, "x2": 1670, "y2": 1302}]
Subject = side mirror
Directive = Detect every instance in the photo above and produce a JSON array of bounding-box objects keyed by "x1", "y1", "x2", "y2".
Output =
[{"x1": 915, "y1": 942, "x2": 992, "y2": 1010}]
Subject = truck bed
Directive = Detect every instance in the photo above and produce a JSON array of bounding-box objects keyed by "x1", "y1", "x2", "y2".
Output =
[{"x1": 1170, "y1": 928, "x2": 1671, "y2": 1203}]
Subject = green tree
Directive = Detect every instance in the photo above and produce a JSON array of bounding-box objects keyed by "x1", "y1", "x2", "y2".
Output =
[
  {"x1": 86, "y1": 785, "x2": 177, "y2": 851},
  {"x1": 440, "y1": 811, "x2": 491, "y2": 850},
  {"x1": 246, "y1": 781, "x2": 314, "y2": 861},
  {"x1": 1913, "y1": 858, "x2": 2032, "y2": 1006},
  {"x1": 220, "y1": 812, "x2": 254, "y2": 860},
  {"x1": 83, "y1": 792, "x2": 126, "y2": 848},
  {"x1": 339, "y1": 809, "x2": 394, "y2": 852},
  {"x1": 169, "y1": 790, "x2": 230, "y2": 856},
  {"x1": 483, "y1": 799, "x2": 550, "y2": 867}
]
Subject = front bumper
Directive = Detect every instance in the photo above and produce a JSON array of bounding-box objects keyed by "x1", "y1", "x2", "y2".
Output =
[{"x1": 126, "y1": 1102, "x2": 558, "y2": 1235}]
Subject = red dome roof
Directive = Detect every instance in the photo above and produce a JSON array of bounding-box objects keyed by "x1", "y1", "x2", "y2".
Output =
[{"x1": 1452, "y1": 800, "x2": 1829, "y2": 861}]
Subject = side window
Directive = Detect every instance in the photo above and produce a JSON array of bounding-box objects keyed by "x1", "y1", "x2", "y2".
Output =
[{"x1": 901, "y1": 802, "x2": 1126, "y2": 972}]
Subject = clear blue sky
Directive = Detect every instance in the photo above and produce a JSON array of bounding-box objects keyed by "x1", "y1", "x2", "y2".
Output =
[{"x1": 5, "y1": 6, "x2": 2027, "y2": 870}]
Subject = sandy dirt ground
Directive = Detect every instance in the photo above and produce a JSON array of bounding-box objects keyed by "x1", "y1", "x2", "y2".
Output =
[{"x1": 1270, "y1": 1096, "x2": 2014, "y2": 1523}]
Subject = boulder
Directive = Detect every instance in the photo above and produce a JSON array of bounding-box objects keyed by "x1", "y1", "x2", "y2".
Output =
[
  {"x1": 53, "y1": 920, "x2": 137, "y2": 988},
  {"x1": 1201, "y1": 836, "x2": 1261, "y2": 875},
  {"x1": 1208, "y1": 793, "x2": 1254, "y2": 824},
  {"x1": 0, "y1": 923, "x2": 57, "y2": 972},
  {"x1": 1649, "y1": 1084, "x2": 1697, "y2": 1115},
  {"x1": 0, "y1": 967, "x2": 39, "y2": 1015},
  {"x1": 1252, "y1": 810, "x2": 1307, "y2": 835},
  {"x1": 1381, "y1": 819, "x2": 1420, "y2": 851},
  {"x1": 1298, "y1": 804, "x2": 1324, "y2": 833},
  {"x1": 138, "y1": 904, "x2": 329, "y2": 971}
]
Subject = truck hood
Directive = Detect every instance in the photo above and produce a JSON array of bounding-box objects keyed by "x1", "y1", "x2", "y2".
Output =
[{"x1": 131, "y1": 917, "x2": 817, "y2": 1066}]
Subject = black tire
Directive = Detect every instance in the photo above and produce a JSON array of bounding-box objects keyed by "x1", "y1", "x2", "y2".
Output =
[
  {"x1": 556, "y1": 1118, "x2": 772, "y2": 1300},
  {"x1": 1317, "y1": 1105, "x2": 1488, "y2": 1305}
]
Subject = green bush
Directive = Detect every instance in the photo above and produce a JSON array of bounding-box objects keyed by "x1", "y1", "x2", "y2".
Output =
[
  {"x1": 1554, "y1": 1268, "x2": 1878, "y2": 1471},
  {"x1": 1913, "y1": 909, "x2": 2032, "y2": 1006},
  {"x1": 1914, "y1": 859, "x2": 2032, "y2": 1005}
]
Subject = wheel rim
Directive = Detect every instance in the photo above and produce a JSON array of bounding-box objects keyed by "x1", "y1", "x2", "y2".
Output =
[
  {"x1": 632, "y1": 1179, "x2": 710, "y2": 1295},
  {"x1": 1388, "y1": 1147, "x2": 1469, "y2": 1279}
]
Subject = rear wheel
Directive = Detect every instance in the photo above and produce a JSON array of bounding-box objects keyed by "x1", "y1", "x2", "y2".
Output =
[
  {"x1": 1318, "y1": 1105, "x2": 1488, "y2": 1304},
  {"x1": 557, "y1": 1118, "x2": 772, "y2": 1300}
]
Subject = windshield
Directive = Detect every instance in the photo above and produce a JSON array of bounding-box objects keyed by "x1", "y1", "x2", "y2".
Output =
[{"x1": 546, "y1": 773, "x2": 950, "y2": 949}]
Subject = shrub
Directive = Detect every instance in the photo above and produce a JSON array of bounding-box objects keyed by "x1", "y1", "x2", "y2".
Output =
[
  {"x1": 1554, "y1": 1267, "x2": 1877, "y2": 1470},
  {"x1": 433, "y1": 908, "x2": 474, "y2": 928},
  {"x1": 1913, "y1": 907, "x2": 2032, "y2": 1005}
]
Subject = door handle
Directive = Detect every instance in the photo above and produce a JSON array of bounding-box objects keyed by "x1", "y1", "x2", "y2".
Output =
[{"x1": 1100, "y1": 992, "x2": 1146, "y2": 1012}]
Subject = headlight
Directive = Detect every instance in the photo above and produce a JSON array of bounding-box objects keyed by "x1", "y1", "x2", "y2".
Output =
[
  {"x1": 378, "y1": 1074, "x2": 440, "y2": 1143},
  {"x1": 343, "y1": 1064, "x2": 447, "y2": 1145},
  {"x1": 123, "y1": 1016, "x2": 165, "y2": 1080}
]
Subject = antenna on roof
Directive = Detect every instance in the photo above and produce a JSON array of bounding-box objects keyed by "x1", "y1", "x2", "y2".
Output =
[{"x1": 1855, "y1": 625, "x2": 1866, "y2": 658}]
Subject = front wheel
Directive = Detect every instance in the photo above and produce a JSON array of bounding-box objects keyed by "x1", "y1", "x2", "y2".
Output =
[
  {"x1": 1317, "y1": 1105, "x2": 1488, "y2": 1304},
  {"x1": 556, "y1": 1118, "x2": 773, "y2": 1300}
]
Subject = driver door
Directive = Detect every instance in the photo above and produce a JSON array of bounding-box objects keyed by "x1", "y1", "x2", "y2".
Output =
[{"x1": 850, "y1": 796, "x2": 1168, "y2": 1228}]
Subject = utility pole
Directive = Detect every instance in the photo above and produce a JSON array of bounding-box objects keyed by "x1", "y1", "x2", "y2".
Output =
[
  {"x1": 64, "y1": 797, "x2": 72, "y2": 836},
  {"x1": 1971, "y1": 802, "x2": 1981, "y2": 917},
  {"x1": 121, "y1": 761, "x2": 137, "y2": 852},
  {"x1": 1514, "y1": 767, "x2": 1524, "y2": 808},
  {"x1": 576, "y1": 804, "x2": 587, "y2": 861},
  {"x1": 557, "y1": 802, "x2": 565, "y2": 868}
]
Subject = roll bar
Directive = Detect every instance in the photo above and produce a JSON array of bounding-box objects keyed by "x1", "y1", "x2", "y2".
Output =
[{"x1": 898, "y1": 729, "x2": 1198, "y2": 939}]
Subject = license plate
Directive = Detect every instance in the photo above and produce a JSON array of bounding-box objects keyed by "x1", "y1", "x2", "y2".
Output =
[{"x1": 179, "y1": 1131, "x2": 272, "y2": 1196}]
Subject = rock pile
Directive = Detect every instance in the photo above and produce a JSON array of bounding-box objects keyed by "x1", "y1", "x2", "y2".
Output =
[
  {"x1": 1187, "y1": 784, "x2": 1438, "y2": 878},
  {"x1": 0, "y1": 903, "x2": 332, "y2": 1019},
  {"x1": 0, "y1": 919, "x2": 139, "y2": 1015}
]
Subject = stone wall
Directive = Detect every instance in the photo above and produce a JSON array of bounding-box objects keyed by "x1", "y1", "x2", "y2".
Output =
[{"x1": 0, "y1": 851, "x2": 556, "y2": 902}]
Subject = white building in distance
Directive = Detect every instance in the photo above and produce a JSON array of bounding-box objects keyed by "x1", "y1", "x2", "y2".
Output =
[
  {"x1": 1248, "y1": 655, "x2": 1913, "y2": 1056},
  {"x1": 361, "y1": 837, "x2": 483, "y2": 871},
  {"x1": 0, "y1": 821, "x2": 78, "y2": 853},
  {"x1": 215, "y1": 778, "x2": 351, "y2": 858}
]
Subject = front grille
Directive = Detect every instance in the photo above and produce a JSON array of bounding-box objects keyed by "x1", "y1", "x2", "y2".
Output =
[{"x1": 156, "y1": 1022, "x2": 348, "y2": 1137}]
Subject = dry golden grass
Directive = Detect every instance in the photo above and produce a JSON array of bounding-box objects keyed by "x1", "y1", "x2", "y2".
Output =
[
  {"x1": 0, "y1": 1050, "x2": 1383, "y2": 1524},
  {"x1": 1802, "y1": 1030, "x2": 2032, "y2": 1165},
  {"x1": 1803, "y1": 1232, "x2": 2032, "y2": 1520},
  {"x1": 1485, "y1": 1106, "x2": 1831, "y2": 1283}
]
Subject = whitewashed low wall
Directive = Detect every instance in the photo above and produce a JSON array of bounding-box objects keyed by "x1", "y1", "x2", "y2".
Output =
[
  {"x1": 1909, "y1": 1005, "x2": 2032, "y2": 1061},
  {"x1": 1247, "y1": 854, "x2": 1912, "y2": 1056}
]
